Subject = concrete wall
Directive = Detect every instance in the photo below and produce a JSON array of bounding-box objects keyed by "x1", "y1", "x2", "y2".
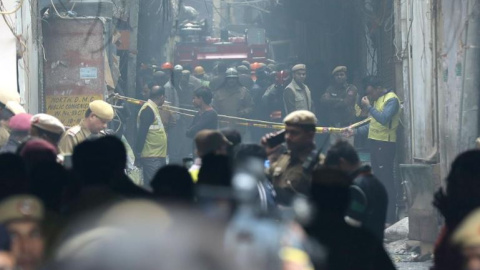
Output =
[{"x1": 17, "y1": 0, "x2": 40, "y2": 113}]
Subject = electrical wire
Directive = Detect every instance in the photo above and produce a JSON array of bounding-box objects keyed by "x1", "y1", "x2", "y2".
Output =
[
  {"x1": 0, "y1": 0, "x2": 24, "y2": 14},
  {"x1": 49, "y1": 0, "x2": 69, "y2": 19}
]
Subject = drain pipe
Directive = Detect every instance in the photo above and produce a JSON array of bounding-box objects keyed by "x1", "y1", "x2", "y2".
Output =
[{"x1": 458, "y1": 0, "x2": 480, "y2": 151}]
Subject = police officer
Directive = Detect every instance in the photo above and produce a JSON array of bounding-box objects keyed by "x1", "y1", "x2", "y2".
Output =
[
  {"x1": 321, "y1": 66, "x2": 358, "y2": 146},
  {"x1": 30, "y1": 113, "x2": 65, "y2": 147},
  {"x1": 262, "y1": 110, "x2": 320, "y2": 202},
  {"x1": 283, "y1": 64, "x2": 313, "y2": 114},
  {"x1": 58, "y1": 100, "x2": 114, "y2": 156},
  {"x1": 0, "y1": 195, "x2": 45, "y2": 270}
]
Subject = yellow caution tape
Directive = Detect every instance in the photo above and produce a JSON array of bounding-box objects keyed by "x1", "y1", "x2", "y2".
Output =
[{"x1": 112, "y1": 94, "x2": 371, "y2": 134}]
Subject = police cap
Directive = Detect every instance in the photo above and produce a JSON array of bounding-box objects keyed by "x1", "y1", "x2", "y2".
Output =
[
  {"x1": 332, "y1": 66, "x2": 347, "y2": 75},
  {"x1": 283, "y1": 110, "x2": 317, "y2": 127},
  {"x1": 31, "y1": 113, "x2": 65, "y2": 135},
  {"x1": 0, "y1": 195, "x2": 44, "y2": 223},
  {"x1": 89, "y1": 100, "x2": 114, "y2": 121},
  {"x1": 292, "y1": 64, "x2": 306, "y2": 72}
]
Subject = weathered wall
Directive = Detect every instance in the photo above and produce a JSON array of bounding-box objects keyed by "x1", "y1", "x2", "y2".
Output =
[{"x1": 437, "y1": 0, "x2": 479, "y2": 179}]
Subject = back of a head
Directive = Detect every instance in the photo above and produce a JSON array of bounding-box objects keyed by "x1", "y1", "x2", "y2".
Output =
[
  {"x1": 310, "y1": 168, "x2": 353, "y2": 213},
  {"x1": 153, "y1": 71, "x2": 167, "y2": 85},
  {"x1": 216, "y1": 62, "x2": 227, "y2": 74},
  {"x1": 150, "y1": 85, "x2": 165, "y2": 100},
  {"x1": 195, "y1": 130, "x2": 230, "y2": 158},
  {"x1": 151, "y1": 165, "x2": 194, "y2": 202},
  {"x1": 324, "y1": 140, "x2": 360, "y2": 168},
  {"x1": 219, "y1": 128, "x2": 241, "y2": 146},
  {"x1": 362, "y1": 75, "x2": 383, "y2": 89},
  {"x1": 198, "y1": 154, "x2": 232, "y2": 187},
  {"x1": 72, "y1": 136, "x2": 127, "y2": 186},
  {"x1": 444, "y1": 150, "x2": 480, "y2": 221},
  {"x1": 29, "y1": 162, "x2": 68, "y2": 212},
  {"x1": 96, "y1": 136, "x2": 127, "y2": 170},
  {"x1": 18, "y1": 138, "x2": 57, "y2": 167},
  {"x1": 0, "y1": 153, "x2": 27, "y2": 199}
]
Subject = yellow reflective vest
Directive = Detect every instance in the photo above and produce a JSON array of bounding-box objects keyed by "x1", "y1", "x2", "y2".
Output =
[
  {"x1": 137, "y1": 100, "x2": 167, "y2": 158},
  {"x1": 368, "y1": 92, "x2": 400, "y2": 142}
]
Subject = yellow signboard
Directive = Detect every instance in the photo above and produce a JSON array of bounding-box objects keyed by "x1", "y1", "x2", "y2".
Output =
[{"x1": 45, "y1": 95, "x2": 103, "y2": 127}]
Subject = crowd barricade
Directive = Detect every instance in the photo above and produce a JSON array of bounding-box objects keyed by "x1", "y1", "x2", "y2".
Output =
[{"x1": 111, "y1": 94, "x2": 371, "y2": 134}]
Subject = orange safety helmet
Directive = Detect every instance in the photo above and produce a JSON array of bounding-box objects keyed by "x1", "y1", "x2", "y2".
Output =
[
  {"x1": 161, "y1": 62, "x2": 173, "y2": 70},
  {"x1": 250, "y1": 62, "x2": 261, "y2": 71},
  {"x1": 194, "y1": 66, "x2": 205, "y2": 75}
]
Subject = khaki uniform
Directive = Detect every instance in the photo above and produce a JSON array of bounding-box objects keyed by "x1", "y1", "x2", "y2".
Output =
[
  {"x1": 58, "y1": 120, "x2": 91, "y2": 155},
  {"x1": 213, "y1": 85, "x2": 254, "y2": 119},
  {"x1": 283, "y1": 80, "x2": 312, "y2": 114},
  {"x1": 321, "y1": 83, "x2": 358, "y2": 126},
  {"x1": 268, "y1": 150, "x2": 323, "y2": 195},
  {"x1": 0, "y1": 123, "x2": 9, "y2": 148}
]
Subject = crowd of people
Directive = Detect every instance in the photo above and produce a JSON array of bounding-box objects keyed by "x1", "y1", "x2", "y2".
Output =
[
  {"x1": 139, "y1": 61, "x2": 400, "y2": 223},
  {"x1": 0, "y1": 60, "x2": 479, "y2": 270}
]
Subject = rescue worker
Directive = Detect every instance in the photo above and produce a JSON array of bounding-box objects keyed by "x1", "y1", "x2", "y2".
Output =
[
  {"x1": 179, "y1": 70, "x2": 197, "y2": 109},
  {"x1": 135, "y1": 86, "x2": 168, "y2": 187},
  {"x1": 346, "y1": 76, "x2": 401, "y2": 224},
  {"x1": 153, "y1": 71, "x2": 170, "y2": 88},
  {"x1": 164, "y1": 65, "x2": 183, "y2": 109},
  {"x1": 209, "y1": 62, "x2": 228, "y2": 91},
  {"x1": 324, "y1": 141, "x2": 388, "y2": 242},
  {"x1": 283, "y1": 64, "x2": 313, "y2": 114},
  {"x1": 320, "y1": 66, "x2": 358, "y2": 146},
  {"x1": 193, "y1": 66, "x2": 210, "y2": 87},
  {"x1": 237, "y1": 65, "x2": 254, "y2": 90},
  {"x1": 30, "y1": 114, "x2": 65, "y2": 147},
  {"x1": 160, "y1": 62, "x2": 173, "y2": 77},
  {"x1": 212, "y1": 68, "x2": 254, "y2": 134},
  {"x1": 251, "y1": 66, "x2": 273, "y2": 142},
  {"x1": 250, "y1": 62, "x2": 262, "y2": 81},
  {"x1": 262, "y1": 70, "x2": 290, "y2": 122},
  {"x1": 262, "y1": 110, "x2": 321, "y2": 202},
  {"x1": 167, "y1": 70, "x2": 197, "y2": 163},
  {"x1": 0, "y1": 195, "x2": 45, "y2": 270},
  {"x1": 0, "y1": 113, "x2": 32, "y2": 154},
  {"x1": 58, "y1": 100, "x2": 114, "y2": 156}
]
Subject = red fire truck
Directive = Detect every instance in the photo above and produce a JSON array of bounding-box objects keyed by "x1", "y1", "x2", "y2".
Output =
[{"x1": 174, "y1": 22, "x2": 268, "y2": 68}]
